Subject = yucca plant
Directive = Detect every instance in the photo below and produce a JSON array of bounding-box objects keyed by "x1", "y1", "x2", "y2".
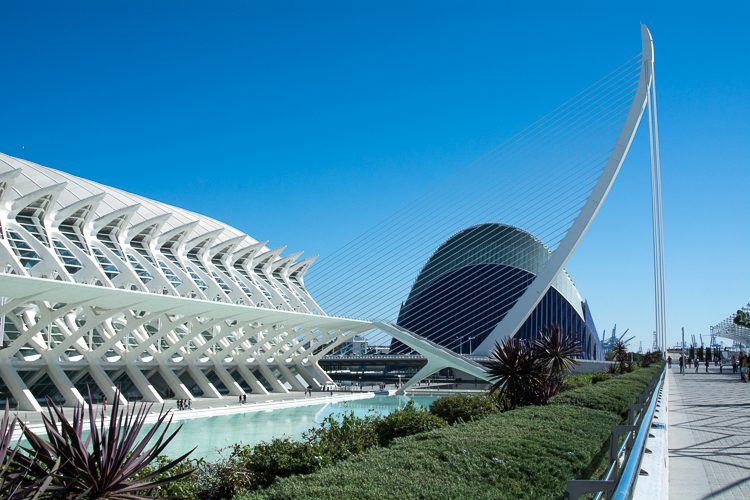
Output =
[
  {"x1": 0, "y1": 402, "x2": 55, "y2": 500},
  {"x1": 485, "y1": 337, "x2": 546, "y2": 410},
  {"x1": 612, "y1": 337, "x2": 630, "y2": 374},
  {"x1": 19, "y1": 390, "x2": 194, "y2": 499},
  {"x1": 533, "y1": 325, "x2": 580, "y2": 378}
]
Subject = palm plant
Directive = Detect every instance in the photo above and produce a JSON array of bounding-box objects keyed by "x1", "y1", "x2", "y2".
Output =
[
  {"x1": 485, "y1": 337, "x2": 546, "y2": 409},
  {"x1": 0, "y1": 402, "x2": 55, "y2": 500},
  {"x1": 611, "y1": 337, "x2": 630, "y2": 373},
  {"x1": 19, "y1": 390, "x2": 194, "y2": 499},
  {"x1": 533, "y1": 325, "x2": 580, "y2": 378}
]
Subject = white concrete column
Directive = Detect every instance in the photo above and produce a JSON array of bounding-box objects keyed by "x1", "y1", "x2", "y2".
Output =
[
  {"x1": 235, "y1": 364, "x2": 269, "y2": 395},
  {"x1": 212, "y1": 361, "x2": 245, "y2": 396},
  {"x1": 157, "y1": 363, "x2": 195, "y2": 400},
  {"x1": 43, "y1": 361, "x2": 87, "y2": 407},
  {"x1": 256, "y1": 363, "x2": 289, "y2": 393},
  {"x1": 0, "y1": 361, "x2": 43, "y2": 411},
  {"x1": 185, "y1": 365, "x2": 222, "y2": 398},
  {"x1": 124, "y1": 363, "x2": 164, "y2": 403},
  {"x1": 295, "y1": 364, "x2": 322, "y2": 389},
  {"x1": 304, "y1": 361, "x2": 333, "y2": 385},
  {"x1": 86, "y1": 360, "x2": 128, "y2": 406},
  {"x1": 276, "y1": 363, "x2": 306, "y2": 392}
]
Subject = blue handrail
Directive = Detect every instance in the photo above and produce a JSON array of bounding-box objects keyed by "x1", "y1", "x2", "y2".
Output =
[{"x1": 611, "y1": 366, "x2": 665, "y2": 499}]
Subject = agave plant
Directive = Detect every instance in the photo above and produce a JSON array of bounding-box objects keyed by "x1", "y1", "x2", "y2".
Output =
[
  {"x1": 0, "y1": 402, "x2": 55, "y2": 500},
  {"x1": 0, "y1": 402, "x2": 25, "y2": 499},
  {"x1": 533, "y1": 325, "x2": 580, "y2": 380},
  {"x1": 611, "y1": 337, "x2": 630, "y2": 373},
  {"x1": 19, "y1": 390, "x2": 194, "y2": 499},
  {"x1": 485, "y1": 337, "x2": 546, "y2": 410}
]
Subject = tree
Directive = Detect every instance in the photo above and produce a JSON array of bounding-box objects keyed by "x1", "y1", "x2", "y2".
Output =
[{"x1": 697, "y1": 346, "x2": 704, "y2": 362}]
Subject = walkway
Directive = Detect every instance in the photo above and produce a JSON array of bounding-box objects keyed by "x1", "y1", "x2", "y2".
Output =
[
  {"x1": 668, "y1": 364, "x2": 750, "y2": 499},
  {"x1": 9, "y1": 390, "x2": 374, "y2": 440}
]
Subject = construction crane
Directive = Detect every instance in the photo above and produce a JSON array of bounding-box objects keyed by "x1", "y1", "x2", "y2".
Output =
[{"x1": 691, "y1": 334, "x2": 697, "y2": 348}]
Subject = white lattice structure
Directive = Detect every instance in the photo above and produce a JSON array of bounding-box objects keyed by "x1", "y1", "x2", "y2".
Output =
[{"x1": 0, "y1": 153, "x2": 379, "y2": 410}]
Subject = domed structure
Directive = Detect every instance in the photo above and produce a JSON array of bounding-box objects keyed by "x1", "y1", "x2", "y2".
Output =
[{"x1": 393, "y1": 223, "x2": 602, "y2": 359}]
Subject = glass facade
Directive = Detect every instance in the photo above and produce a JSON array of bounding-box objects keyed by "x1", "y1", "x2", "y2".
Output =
[{"x1": 393, "y1": 223, "x2": 602, "y2": 359}]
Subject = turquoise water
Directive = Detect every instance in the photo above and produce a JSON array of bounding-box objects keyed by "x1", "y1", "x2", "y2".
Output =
[{"x1": 162, "y1": 395, "x2": 438, "y2": 460}]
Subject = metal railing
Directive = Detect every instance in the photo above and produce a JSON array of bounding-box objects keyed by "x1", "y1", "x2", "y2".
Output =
[{"x1": 565, "y1": 364, "x2": 666, "y2": 499}]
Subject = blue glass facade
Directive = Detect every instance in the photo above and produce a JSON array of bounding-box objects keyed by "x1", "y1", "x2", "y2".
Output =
[{"x1": 392, "y1": 224, "x2": 602, "y2": 359}]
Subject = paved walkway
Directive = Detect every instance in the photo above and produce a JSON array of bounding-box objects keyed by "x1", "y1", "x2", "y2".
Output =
[
  {"x1": 9, "y1": 390, "x2": 374, "y2": 440},
  {"x1": 668, "y1": 364, "x2": 750, "y2": 499}
]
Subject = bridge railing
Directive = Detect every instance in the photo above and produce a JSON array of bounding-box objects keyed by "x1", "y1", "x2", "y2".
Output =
[{"x1": 565, "y1": 364, "x2": 666, "y2": 499}]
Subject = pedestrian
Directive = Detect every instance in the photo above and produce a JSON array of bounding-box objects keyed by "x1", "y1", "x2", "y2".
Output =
[
  {"x1": 667, "y1": 356, "x2": 672, "y2": 368},
  {"x1": 103, "y1": 397, "x2": 107, "y2": 412},
  {"x1": 695, "y1": 359, "x2": 699, "y2": 373},
  {"x1": 242, "y1": 394, "x2": 246, "y2": 403},
  {"x1": 679, "y1": 356, "x2": 684, "y2": 374},
  {"x1": 239, "y1": 394, "x2": 243, "y2": 404},
  {"x1": 705, "y1": 357, "x2": 710, "y2": 373},
  {"x1": 733, "y1": 356, "x2": 738, "y2": 374}
]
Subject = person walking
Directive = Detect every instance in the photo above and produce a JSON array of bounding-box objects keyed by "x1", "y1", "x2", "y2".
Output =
[
  {"x1": 667, "y1": 356, "x2": 672, "y2": 369},
  {"x1": 732, "y1": 356, "x2": 738, "y2": 374},
  {"x1": 695, "y1": 358, "x2": 699, "y2": 373},
  {"x1": 705, "y1": 357, "x2": 710, "y2": 373},
  {"x1": 679, "y1": 356, "x2": 684, "y2": 374}
]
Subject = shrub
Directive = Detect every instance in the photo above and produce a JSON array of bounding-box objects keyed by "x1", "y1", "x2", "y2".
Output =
[
  {"x1": 560, "y1": 374, "x2": 594, "y2": 392},
  {"x1": 428, "y1": 394, "x2": 498, "y2": 424},
  {"x1": 592, "y1": 372, "x2": 614, "y2": 384},
  {"x1": 550, "y1": 365, "x2": 662, "y2": 416},
  {"x1": 241, "y1": 439, "x2": 327, "y2": 492},
  {"x1": 304, "y1": 412, "x2": 380, "y2": 462},
  {"x1": 245, "y1": 404, "x2": 620, "y2": 500},
  {"x1": 375, "y1": 401, "x2": 446, "y2": 446}
]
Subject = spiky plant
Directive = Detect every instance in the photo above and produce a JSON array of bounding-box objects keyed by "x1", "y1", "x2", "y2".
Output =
[
  {"x1": 0, "y1": 402, "x2": 55, "y2": 500},
  {"x1": 533, "y1": 325, "x2": 580, "y2": 378},
  {"x1": 612, "y1": 337, "x2": 630, "y2": 374},
  {"x1": 485, "y1": 337, "x2": 546, "y2": 410},
  {"x1": 19, "y1": 390, "x2": 194, "y2": 499},
  {"x1": 0, "y1": 403, "x2": 24, "y2": 499}
]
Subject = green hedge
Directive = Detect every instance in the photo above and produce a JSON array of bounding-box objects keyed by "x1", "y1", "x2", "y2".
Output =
[
  {"x1": 244, "y1": 364, "x2": 663, "y2": 500},
  {"x1": 549, "y1": 365, "x2": 662, "y2": 416},
  {"x1": 244, "y1": 405, "x2": 619, "y2": 500}
]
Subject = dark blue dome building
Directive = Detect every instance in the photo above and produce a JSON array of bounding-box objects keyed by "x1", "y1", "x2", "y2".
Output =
[{"x1": 393, "y1": 223, "x2": 603, "y2": 360}]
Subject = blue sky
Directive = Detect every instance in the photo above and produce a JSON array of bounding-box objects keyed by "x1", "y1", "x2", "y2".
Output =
[{"x1": 1, "y1": 1, "x2": 748, "y2": 350}]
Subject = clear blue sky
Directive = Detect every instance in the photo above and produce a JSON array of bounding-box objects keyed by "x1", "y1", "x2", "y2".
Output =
[{"x1": 1, "y1": 1, "x2": 748, "y2": 350}]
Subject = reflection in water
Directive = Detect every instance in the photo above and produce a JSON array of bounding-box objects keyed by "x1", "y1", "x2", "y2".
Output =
[{"x1": 163, "y1": 395, "x2": 438, "y2": 460}]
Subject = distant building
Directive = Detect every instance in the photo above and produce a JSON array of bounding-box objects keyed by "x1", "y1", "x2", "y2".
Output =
[{"x1": 392, "y1": 223, "x2": 603, "y2": 360}]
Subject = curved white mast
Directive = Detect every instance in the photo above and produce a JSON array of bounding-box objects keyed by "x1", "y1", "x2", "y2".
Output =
[{"x1": 474, "y1": 25, "x2": 657, "y2": 355}]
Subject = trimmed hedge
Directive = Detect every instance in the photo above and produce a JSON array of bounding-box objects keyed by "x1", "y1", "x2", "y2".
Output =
[
  {"x1": 428, "y1": 393, "x2": 498, "y2": 424},
  {"x1": 244, "y1": 364, "x2": 663, "y2": 500},
  {"x1": 245, "y1": 405, "x2": 619, "y2": 500},
  {"x1": 550, "y1": 365, "x2": 662, "y2": 416}
]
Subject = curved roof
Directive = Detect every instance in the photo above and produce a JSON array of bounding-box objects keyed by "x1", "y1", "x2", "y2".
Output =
[
  {"x1": 0, "y1": 153, "x2": 263, "y2": 249},
  {"x1": 405, "y1": 223, "x2": 585, "y2": 318}
]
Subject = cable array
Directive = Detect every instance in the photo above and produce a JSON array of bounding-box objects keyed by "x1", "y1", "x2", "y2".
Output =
[{"x1": 305, "y1": 53, "x2": 644, "y2": 349}]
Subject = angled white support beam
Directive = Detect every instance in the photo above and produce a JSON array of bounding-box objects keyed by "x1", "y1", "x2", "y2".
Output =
[{"x1": 235, "y1": 363, "x2": 270, "y2": 395}]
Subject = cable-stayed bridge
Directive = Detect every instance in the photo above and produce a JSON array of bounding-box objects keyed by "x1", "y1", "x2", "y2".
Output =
[{"x1": 0, "y1": 26, "x2": 666, "y2": 409}]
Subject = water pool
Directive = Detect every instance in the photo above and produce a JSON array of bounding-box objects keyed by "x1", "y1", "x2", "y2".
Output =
[{"x1": 161, "y1": 395, "x2": 438, "y2": 460}]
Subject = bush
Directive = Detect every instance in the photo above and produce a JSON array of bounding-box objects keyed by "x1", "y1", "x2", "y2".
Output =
[
  {"x1": 244, "y1": 404, "x2": 620, "y2": 500},
  {"x1": 375, "y1": 401, "x2": 446, "y2": 446},
  {"x1": 304, "y1": 412, "x2": 380, "y2": 462},
  {"x1": 592, "y1": 372, "x2": 614, "y2": 384},
  {"x1": 550, "y1": 365, "x2": 662, "y2": 416},
  {"x1": 560, "y1": 373, "x2": 594, "y2": 392},
  {"x1": 428, "y1": 394, "x2": 498, "y2": 424}
]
